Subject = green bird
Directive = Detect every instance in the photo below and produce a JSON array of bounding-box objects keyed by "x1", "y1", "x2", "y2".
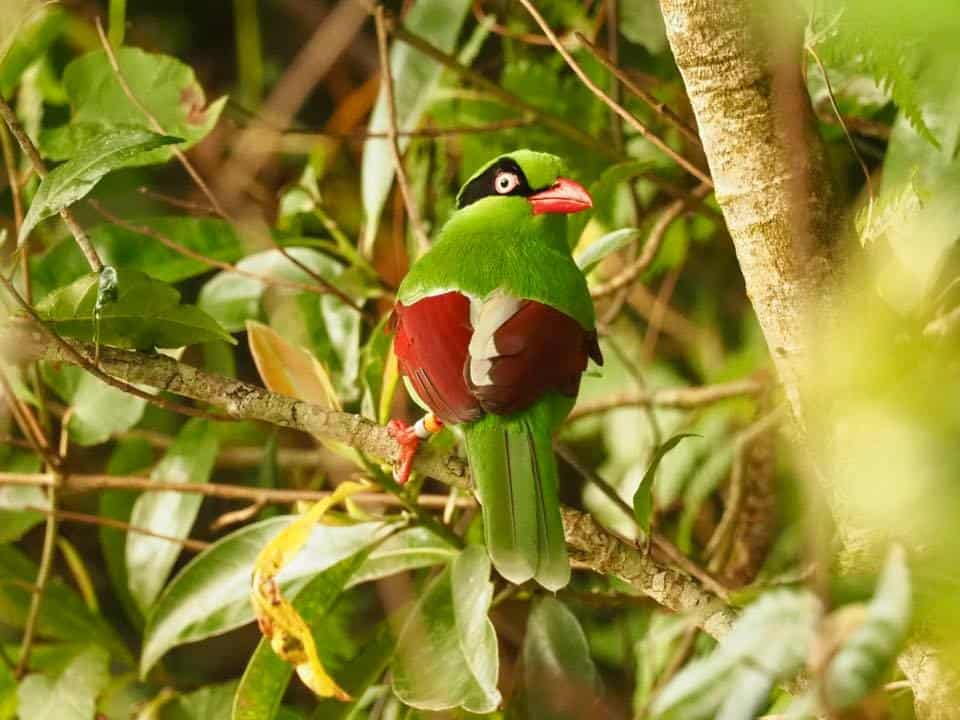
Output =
[{"x1": 388, "y1": 149, "x2": 602, "y2": 590}]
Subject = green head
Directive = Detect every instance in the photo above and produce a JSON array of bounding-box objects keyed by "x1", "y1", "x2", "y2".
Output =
[{"x1": 446, "y1": 150, "x2": 592, "y2": 252}]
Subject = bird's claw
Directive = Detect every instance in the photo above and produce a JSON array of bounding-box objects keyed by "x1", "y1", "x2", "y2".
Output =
[{"x1": 387, "y1": 419, "x2": 421, "y2": 485}]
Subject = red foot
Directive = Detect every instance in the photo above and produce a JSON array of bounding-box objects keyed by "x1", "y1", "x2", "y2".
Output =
[{"x1": 387, "y1": 419, "x2": 421, "y2": 485}]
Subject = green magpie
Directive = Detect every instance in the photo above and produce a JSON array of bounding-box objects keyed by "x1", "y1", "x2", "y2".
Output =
[{"x1": 389, "y1": 149, "x2": 602, "y2": 591}]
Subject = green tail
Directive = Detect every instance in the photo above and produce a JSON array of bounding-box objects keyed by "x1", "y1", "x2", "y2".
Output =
[{"x1": 463, "y1": 396, "x2": 570, "y2": 591}]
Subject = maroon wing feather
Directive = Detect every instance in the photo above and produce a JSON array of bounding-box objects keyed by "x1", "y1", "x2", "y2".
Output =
[
  {"x1": 391, "y1": 292, "x2": 483, "y2": 424},
  {"x1": 467, "y1": 301, "x2": 603, "y2": 416}
]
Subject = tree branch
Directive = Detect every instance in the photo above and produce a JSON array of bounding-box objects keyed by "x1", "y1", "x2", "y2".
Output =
[{"x1": 0, "y1": 317, "x2": 734, "y2": 638}]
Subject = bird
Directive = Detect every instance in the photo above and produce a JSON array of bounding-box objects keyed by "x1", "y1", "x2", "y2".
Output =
[{"x1": 388, "y1": 149, "x2": 603, "y2": 591}]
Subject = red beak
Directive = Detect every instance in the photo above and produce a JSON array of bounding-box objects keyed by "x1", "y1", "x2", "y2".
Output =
[{"x1": 527, "y1": 177, "x2": 593, "y2": 215}]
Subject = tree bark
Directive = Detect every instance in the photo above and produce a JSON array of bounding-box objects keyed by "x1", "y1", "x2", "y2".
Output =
[
  {"x1": 658, "y1": 0, "x2": 957, "y2": 714},
  {"x1": 659, "y1": 0, "x2": 836, "y2": 422}
]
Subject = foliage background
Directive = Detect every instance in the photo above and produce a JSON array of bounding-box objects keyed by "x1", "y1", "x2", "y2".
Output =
[{"x1": 0, "y1": 0, "x2": 958, "y2": 718}]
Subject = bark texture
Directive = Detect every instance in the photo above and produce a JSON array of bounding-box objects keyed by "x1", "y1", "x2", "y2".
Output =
[
  {"x1": 0, "y1": 318, "x2": 732, "y2": 638},
  {"x1": 658, "y1": 0, "x2": 957, "y2": 714},
  {"x1": 659, "y1": 0, "x2": 835, "y2": 420}
]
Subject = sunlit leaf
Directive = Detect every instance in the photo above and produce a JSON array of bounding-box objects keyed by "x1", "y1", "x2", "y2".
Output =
[
  {"x1": 36, "y1": 268, "x2": 235, "y2": 349},
  {"x1": 100, "y1": 437, "x2": 154, "y2": 631},
  {"x1": 346, "y1": 526, "x2": 457, "y2": 588},
  {"x1": 361, "y1": 0, "x2": 472, "y2": 254},
  {"x1": 17, "y1": 645, "x2": 109, "y2": 720},
  {"x1": 824, "y1": 546, "x2": 911, "y2": 710},
  {"x1": 575, "y1": 228, "x2": 641, "y2": 274},
  {"x1": 247, "y1": 320, "x2": 340, "y2": 410},
  {"x1": 126, "y1": 419, "x2": 220, "y2": 613},
  {"x1": 141, "y1": 516, "x2": 392, "y2": 676},
  {"x1": 391, "y1": 545, "x2": 501, "y2": 714},
  {"x1": 19, "y1": 126, "x2": 180, "y2": 244},
  {"x1": 653, "y1": 591, "x2": 820, "y2": 720},
  {"x1": 247, "y1": 319, "x2": 364, "y2": 466}
]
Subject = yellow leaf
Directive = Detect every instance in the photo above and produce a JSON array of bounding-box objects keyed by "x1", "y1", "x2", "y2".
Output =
[
  {"x1": 246, "y1": 320, "x2": 365, "y2": 467},
  {"x1": 251, "y1": 480, "x2": 371, "y2": 701},
  {"x1": 246, "y1": 320, "x2": 341, "y2": 410}
]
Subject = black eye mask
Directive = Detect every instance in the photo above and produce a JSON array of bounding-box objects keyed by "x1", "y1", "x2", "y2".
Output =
[{"x1": 456, "y1": 158, "x2": 538, "y2": 209}]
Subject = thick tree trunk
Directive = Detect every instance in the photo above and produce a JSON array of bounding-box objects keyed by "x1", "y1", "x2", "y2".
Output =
[
  {"x1": 659, "y1": 0, "x2": 836, "y2": 421},
  {"x1": 658, "y1": 0, "x2": 956, "y2": 715}
]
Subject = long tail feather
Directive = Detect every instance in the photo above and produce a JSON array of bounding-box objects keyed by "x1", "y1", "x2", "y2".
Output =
[{"x1": 464, "y1": 401, "x2": 569, "y2": 590}]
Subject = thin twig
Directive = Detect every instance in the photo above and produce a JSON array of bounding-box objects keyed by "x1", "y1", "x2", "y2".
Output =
[
  {"x1": 807, "y1": 45, "x2": 874, "y2": 238},
  {"x1": 26, "y1": 506, "x2": 209, "y2": 552},
  {"x1": 374, "y1": 5, "x2": 430, "y2": 255},
  {"x1": 282, "y1": 116, "x2": 535, "y2": 143},
  {"x1": 94, "y1": 19, "x2": 228, "y2": 219},
  {"x1": 555, "y1": 442, "x2": 731, "y2": 602},
  {"x1": 0, "y1": 275, "x2": 234, "y2": 422},
  {"x1": 14, "y1": 406, "x2": 67, "y2": 679},
  {"x1": 15, "y1": 487, "x2": 56, "y2": 678},
  {"x1": 591, "y1": 183, "x2": 712, "y2": 298},
  {"x1": 575, "y1": 31, "x2": 701, "y2": 147},
  {"x1": 641, "y1": 267, "x2": 681, "y2": 361},
  {"x1": 471, "y1": 0, "x2": 575, "y2": 46},
  {"x1": 569, "y1": 377, "x2": 765, "y2": 422},
  {"x1": 517, "y1": 0, "x2": 712, "y2": 186},
  {"x1": 0, "y1": 472, "x2": 475, "y2": 510},
  {"x1": 382, "y1": 11, "x2": 619, "y2": 160},
  {"x1": 0, "y1": 369, "x2": 59, "y2": 470},
  {"x1": 87, "y1": 200, "x2": 365, "y2": 312},
  {"x1": 0, "y1": 97, "x2": 103, "y2": 272},
  {"x1": 92, "y1": 20, "x2": 362, "y2": 313}
]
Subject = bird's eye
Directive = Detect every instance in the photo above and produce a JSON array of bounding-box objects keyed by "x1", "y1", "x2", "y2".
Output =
[{"x1": 494, "y1": 171, "x2": 520, "y2": 194}]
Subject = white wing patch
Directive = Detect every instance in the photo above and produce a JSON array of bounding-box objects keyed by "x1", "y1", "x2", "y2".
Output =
[{"x1": 468, "y1": 290, "x2": 522, "y2": 387}]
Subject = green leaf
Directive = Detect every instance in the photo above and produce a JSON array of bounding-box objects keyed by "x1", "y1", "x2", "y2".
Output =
[
  {"x1": 391, "y1": 545, "x2": 501, "y2": 714},
  {"x1": 48, "y1": 46, "x2": 226, "y2": 161},
  {"x1": 310, "y1": 623, "x2": 396, "y2": 720},
  {"x1": 198, "y1": 247, "x2": 359, "y2": 396},
  {"x1": 346, "y1": 526, "x2": 457, "y2": 588},
  {"x1": 198, "y1": 248, "x2": 344, "y2": 332},
  {"x1": 633, "y1": 433, "x2": 699, "y2": 532},
  {"x1": 19, "y1": 126, "x2": 180, "y2": 244},
  {"x1": 36, "y1": 268, "x2": 235, "y2": 350},
  {"x1": 100, "y1": 437, "x2": 155, "y2": 632},
  {"x1": 521, "y1": 597, "x2": 600, "y2": 719},
  {"x1": 141, "y1": 517, "x2": 393, "y2": 676},
  {"x1": 619, "y1": 0, "x2": 668, "y2": 53},
  {"x1": 159, "y1": 680, "x2": 239, "y2": 720},
  {"x1": 30, "y1": 217, "x2": 244, "y2": 300},
  {"x1": 17, "y1": 645, "x2": 109, "y2": 720},
  {"x1": 824, "y1": 546, "x2": 911, "y2": 710},
  {"x1": 126, "y1": 419, "x2": 220, "y2": 613},
  {"x1": 652, "y1": 590, "x2": 820, "y2": 720},
  {"x1": 232, "y1": 550, "x2": 372, "y2": 720},
  {"x1": 575, "y1": 228, "x2": 641, "y2": 274},
  {"x1": 0, "y1": 545, "x2": 130, "y2": 662},
  {"x1": 42, "y1": 364, "x2": 148, "y2": 446},
  {"x1": 360, "y1": 0, "x2": 472, "y2": 253},
  {"x1": 0, "y1": 6, "x2": 65, "y2": 96},
  {"x1": 0, "y1": 659, "x2": 15, "y2": 720}
]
